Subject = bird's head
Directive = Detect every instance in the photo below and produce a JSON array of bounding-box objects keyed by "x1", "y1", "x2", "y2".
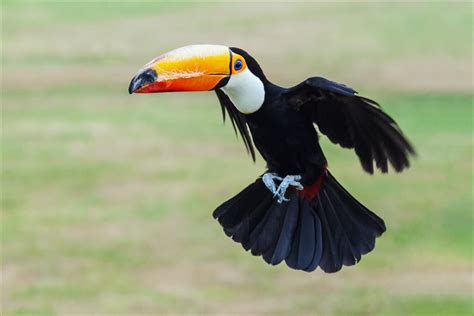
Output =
[{"x1": 129, "y1": 45, "x2": 266, "y2": 114}]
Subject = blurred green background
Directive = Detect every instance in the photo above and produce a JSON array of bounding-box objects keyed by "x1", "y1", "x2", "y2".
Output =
[{"x1": 2, "y1": 1, "x2": 472, "y2": 315}]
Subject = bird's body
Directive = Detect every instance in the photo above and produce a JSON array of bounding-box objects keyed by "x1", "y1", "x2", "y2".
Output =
[
  {"x1": 129, "y1": 45, "x2": 415, "y2": 272},
  {"x1": 244, "y1": 83, "x2": 326, "y2": 184}
]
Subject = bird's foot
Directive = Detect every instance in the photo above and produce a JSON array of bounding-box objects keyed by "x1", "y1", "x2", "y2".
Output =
[{"x1": 262, "y1": 173, "x2": 303, "y2": 203}]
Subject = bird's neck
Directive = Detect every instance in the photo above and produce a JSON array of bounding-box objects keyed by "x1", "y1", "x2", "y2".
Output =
[{"x1": 221, "y1": 68, "x2": 265, "y2": 114}]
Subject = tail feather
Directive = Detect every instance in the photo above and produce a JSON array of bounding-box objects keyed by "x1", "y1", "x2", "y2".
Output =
[
  {"x1": 227, "y1": 194, "x2": 273, "y2": 246},
  {"x1": 326, "y1": 186, "x2": 370, "y2": 260},
  {"x1": 241, "y1": 196, "x2": 273, "y2": 247},
  {"x1": 267, "y1": 197, "x2": 299, "y2": 265},
  {"x1": 285, "y1": 199, "x2": 321, "y2": 271},
  {"x1": 213, "y1": 179, "x2": 267, "y2": 230},
  {"x1": 304, "y1": 203, "x2": 324, "y2": 272},
  {"x1": 327, "y1": 175, "x2": 386, "y2": 236},
  {"x1": 213, "y1": 171, "x2": 386, "y2": 273},
  {"x1": 317, "y1": 188, "x2": 362, "y2": 272},
  {"x1": 316, "y1": 191, "x2": 346, "y2": 272},
  {"x1": 249, "y1": 201, "x2": 285, "y2": 256}
]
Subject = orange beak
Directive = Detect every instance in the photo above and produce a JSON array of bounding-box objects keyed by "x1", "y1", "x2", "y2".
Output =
[{"x1": 128, "y1": 45, "x2": 231, "y2": 94}]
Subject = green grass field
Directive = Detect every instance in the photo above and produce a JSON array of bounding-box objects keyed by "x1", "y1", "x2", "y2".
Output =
[{"x1": 2, "y1": 1, "x2": 472, "y2": 315}]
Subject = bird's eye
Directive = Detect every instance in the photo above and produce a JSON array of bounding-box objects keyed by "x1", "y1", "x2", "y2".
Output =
[{"x1": 234, "y1": 59, "x2": 243, "y2": 71}]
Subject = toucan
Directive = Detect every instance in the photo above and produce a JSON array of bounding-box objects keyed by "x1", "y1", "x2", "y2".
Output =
[{"x1": 129, "y1": 45, "x2": 415, "y2": 273}]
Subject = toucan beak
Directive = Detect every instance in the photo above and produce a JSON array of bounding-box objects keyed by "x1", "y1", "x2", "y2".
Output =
[{"x1": 128, "y1": 45, "x2": 231, "y2": 94}]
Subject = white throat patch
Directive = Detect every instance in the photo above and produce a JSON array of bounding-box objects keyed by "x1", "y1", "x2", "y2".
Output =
[{"x1": 220, "y1": 68, "x2": 265, "y2": 114}]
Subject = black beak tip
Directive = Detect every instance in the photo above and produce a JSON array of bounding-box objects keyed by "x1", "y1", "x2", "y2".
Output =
[{"x1": 128, "y1": 69, "x2": 158, "y2": 95}]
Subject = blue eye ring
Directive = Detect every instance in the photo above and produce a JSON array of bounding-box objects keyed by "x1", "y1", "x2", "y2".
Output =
[{"x1": 234, "y1": 59, "x2": 243, "y2": 71}]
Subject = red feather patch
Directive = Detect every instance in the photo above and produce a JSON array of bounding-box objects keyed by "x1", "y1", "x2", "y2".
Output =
[{"x1": 299, "y1": 168, "x2": 328, "y2": 200}]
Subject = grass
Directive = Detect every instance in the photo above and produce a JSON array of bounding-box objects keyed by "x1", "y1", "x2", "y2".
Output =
[{"x1": 2, "y1": 1, "x2": 472, "y2": 315}]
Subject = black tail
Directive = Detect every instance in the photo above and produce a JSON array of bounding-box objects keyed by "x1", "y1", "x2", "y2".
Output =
[{"x1": 213, "y1": 171, "x2": 386, "y2": 273}]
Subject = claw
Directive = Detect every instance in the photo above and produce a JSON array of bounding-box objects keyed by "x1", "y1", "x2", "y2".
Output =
[{"x1": 262, "y1": 173, "x2": 303, "y2": 203}]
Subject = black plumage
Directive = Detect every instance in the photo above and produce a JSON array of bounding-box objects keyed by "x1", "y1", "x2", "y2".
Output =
[{"x1": 212, "y1": 48, "x2": 414, "y2": 272}]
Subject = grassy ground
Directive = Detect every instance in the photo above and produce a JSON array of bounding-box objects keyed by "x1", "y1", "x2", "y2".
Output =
[{"x1": 2, "y1": 1, "x2": 472, "y2": 315}]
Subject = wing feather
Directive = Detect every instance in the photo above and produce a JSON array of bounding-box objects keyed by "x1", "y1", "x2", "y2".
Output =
[{"x1": 284, "y1": 77, "x2": 415, "y2": 173}]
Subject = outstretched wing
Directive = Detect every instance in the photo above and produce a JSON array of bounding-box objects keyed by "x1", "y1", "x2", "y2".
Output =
[
  {"x1": 215, "y1": 89, "x2": 256, "y2": 161},
  {"x1": 284, "y1": 77, "x2": 415, "y2": 173}
]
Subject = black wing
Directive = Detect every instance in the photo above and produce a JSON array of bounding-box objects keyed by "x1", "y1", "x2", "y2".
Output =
[
  {"x1": 284, "y1": 77, "x2": 415, "y2": 173},
  {"x1": 215, "y1": 89, "x2": 256, "y2": 161}
]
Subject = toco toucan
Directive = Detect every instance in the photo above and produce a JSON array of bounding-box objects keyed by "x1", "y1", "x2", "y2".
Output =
[{"x1": 129, "y1": 45, "x2": 415, "y2": 273}]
